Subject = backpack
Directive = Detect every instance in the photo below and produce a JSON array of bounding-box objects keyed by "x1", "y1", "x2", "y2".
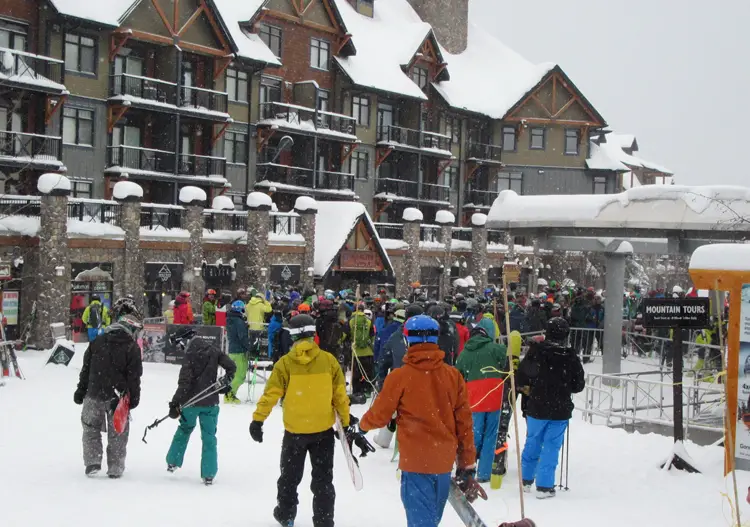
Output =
[
  {"x1": 351, "y1": 315, "x2": 371, "y2": 349},
  {"x1": 89, "y1": 303, "x2": 102, "y2": 329}
]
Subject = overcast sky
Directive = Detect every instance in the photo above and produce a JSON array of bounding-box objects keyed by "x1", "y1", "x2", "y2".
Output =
[{"x1": 470, "y1": 0, "x2": 750, "y2": 186}]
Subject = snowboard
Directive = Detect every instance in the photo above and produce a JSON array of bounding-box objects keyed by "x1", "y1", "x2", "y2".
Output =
[
  {"x1": 448, "y1": 479, "x2": 489, "y2": 527},
  {"x1": 490, "y1": 380, "x2": 514, "y2": 489},
  {"x1": 335, "y1": 414, "x2": 363, "y2": 491}
]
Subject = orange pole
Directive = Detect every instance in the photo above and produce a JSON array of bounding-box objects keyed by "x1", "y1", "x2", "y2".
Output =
[{"x1": 726, "y1": 288, "x2": 740, "y2": 475}]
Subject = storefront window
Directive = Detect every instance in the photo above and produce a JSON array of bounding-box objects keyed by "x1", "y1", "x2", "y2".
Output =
[
  {"x1": 71, "y1": 263, "x2": 114, "y2": 343},
  {"x1": 144, "y1": 262, "x2": 184, "y2": 319}
]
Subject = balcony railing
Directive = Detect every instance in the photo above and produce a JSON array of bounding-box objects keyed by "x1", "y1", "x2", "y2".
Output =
[
  {"x1": 270, "y1": 212, "x2": 299, "y2": 235},
  {"x1": 182, "y1": 85, "x2": 227, "y2": 114},
  {"x1": 110, "y1": 73, "x2": 177, "y2": 105},
  {"x1": 377, "y1": 125, "x2": 451, "y2": 152},
  {"x1": 317, "y1": 109, "x2": 357, "y2": 136},
  {"x1": 467, "y1": 141, "x2": 503, "y2": 163},
  {"x1": 0, "y1": 131, "x2": 62, "y2": 163},
  {"x1": 0, "y1": 47, "x2": 63, "y2": 87},
  {"x1": 140, "y1": 204, "x2": 184, "y2": 230},
  {"x1": 108, "y1": 146, "x2": 225, "y2": 177},
  {"x1": 178, "y1": 153, "x2": 225, "y2": 177},
  {"x1": 374, "y1": 222, "x2": 404, "y2": 240},
  {"x1": 257, "y1": 163, "x2": 355, "y2": 192},
  {"x1": 0, "y1": 195, "x2": 40, "y2": 216},
  {"x1": 487, "y1": 229, "x2": 506, "y2": 245},
  {"x1": 464, "y1": 188, "x2": 497, "y2": 208},
  {"x1": 375, "y1": 177, "x2": 418, "y2": 199},
  {"x1": 421, "y1": 130, "x2": 451, "y2": 152},
  {"x1": 420, "y1": 224, "x2": 441, "y2": 242},
  {"x1": 452, "y1": 227, "x2": 472, "y2": 241},
  {"x1": 420, "y1": 182, "x2": 450, "y2": 202},
  {"x1": 203, "y1": 210, "x2": 246, "y2": 232},
  {"x1": 259, "y1": 102, "x2": 357, "y2": 138},
  {"x1": 68, "y1": 199, "x2": 121, "y2": 225}
]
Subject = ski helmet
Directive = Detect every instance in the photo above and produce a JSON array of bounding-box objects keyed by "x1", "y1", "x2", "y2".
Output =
[
  {"x1": 115, "y1": 314, "x2": 143, "y2": 339},
  {"x1": 230, "y1": 300, "x2": 245, "y2": 313},
  {"x1": 403, "y1": 315, "x2": 440, "y2": 346},
  {"x1": 404, "y1": 303, "x2": 424, "y2": 319},
  {"x1": 288, "y1": 314, "x2": 316, "y2": 341},
  {"x1": 392, "y1": 309, "x2": 406, "y2": 323},
  {"x1": 546, "y1": 317, "x2": 570, "y2": 343},
  {"x1": 111, "y1": 297, "x2": 142, "y2": 321},
  {"x1": 426, "y1": 304, "x2": 446, "y2": 321}
]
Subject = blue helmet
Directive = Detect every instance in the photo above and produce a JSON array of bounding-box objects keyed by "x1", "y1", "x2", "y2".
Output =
[
  {"x1": 403, "y1": 315, "x2": 440, "y2": 346},
  {"x1": 230, "y1": 300, "x2": 245, "y2": 313}
]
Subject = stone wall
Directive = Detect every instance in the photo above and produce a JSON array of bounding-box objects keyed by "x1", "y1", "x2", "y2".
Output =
[
  {"x1": 297, "y1": 210, "x2": 317, "y2": 291},
  {"x1": 471, "y1": 224, "x2": 488, "y2": 292},
  {"x1": 120, "y1": 200, "x2": 143, "y2": 310},
  {"x1": 184, "y1": 204, "x2": 205, "y2": 315},
  {"x1": 243, "y1": 208, "x2": 270, "y2": 289}
]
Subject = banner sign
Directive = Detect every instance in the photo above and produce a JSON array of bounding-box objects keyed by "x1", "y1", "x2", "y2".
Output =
[
  {"x1": 203, "y1": 264, "x2": 234, "y2": 286},
  {"x1": 340, "y1": 250, "x2": 381, "y2": 271},
  {"x1": 46, "y1": 341, "x2": 75, "y2": 366},
  {"x1": 641, "y1": 298, "x2": 710, "y2": 328},
  {"x1": 142, "y1": 324, "x2": 225, "y2": 365},
  {"x1": 270, "y1": 264, "x2": 301, "y2": 284},
  {"x1": 737, "y1": 284, "x2": 750, "y2": 470},
  {"x1": 2, "y1": 291, "x2": 18, "y2": 325}
]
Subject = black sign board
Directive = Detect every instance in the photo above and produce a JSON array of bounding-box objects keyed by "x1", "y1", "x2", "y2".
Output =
[
  {"x1": 642, "y1": 298, "x2": 710, "y2": 328},
  {"x1": 145, "y1": 263, "x2": 183, "y2": 292},
  {"x1": 46, "y1": 342, "x2": 75, "y2": 366},
  {"x1": 270, "y1": 264, "x2": 301, "y2": 285},
  {"x1": 203, "y1": 264, "x2": 234, "y2": 286}
]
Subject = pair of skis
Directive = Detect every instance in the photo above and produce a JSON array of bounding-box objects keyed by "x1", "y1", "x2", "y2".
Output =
[{"x1": 490, "y1": 380, "x2": 514, "y2": 488}]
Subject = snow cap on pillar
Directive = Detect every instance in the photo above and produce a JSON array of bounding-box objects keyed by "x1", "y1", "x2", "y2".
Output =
[
  {"x1": 37, "y1": 173, "x2": 71, "y2": 196},
  {"x1": 179, "y1": 186, "x2": 207, "y2": 205},
  {"x1": 246, "y1": 191, "x2": 273, "y2": 211},
  {"x1": 402, "y1": 207, "x2": 423, "y2": 223},
  {"x1": 435, "y1": 210, "x2": 455, "y2": 225},
  {"x1": 112, "y1": 179, "x2": 143, "y2": 203},
  {"x1": 294, "y1": 196, "x2": 318, "y2": 214},
  {"x1": 211, "y1": 195, "x2": 235, "y2": 210},
  {"x1": 614, "y1": 241, "x2": 633, "y2": 254},
  {"x1": 471, "y1": 213, "x2": 487, "y2": 227}
]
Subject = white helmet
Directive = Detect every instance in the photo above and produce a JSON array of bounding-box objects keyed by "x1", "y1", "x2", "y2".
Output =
[{"x1": 672, "y1": 285, "x2": 683, "y2": 294}]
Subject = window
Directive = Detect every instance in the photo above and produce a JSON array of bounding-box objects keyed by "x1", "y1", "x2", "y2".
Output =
[
  {"x1": 565, "y1": 128, "x2": 579, "y2": 155},
  {"x1": 351, "y1": 150, "x2": 369, "y2": 180},
  {"x1": 377, "y1": 103, "x2": 395, "y2": 140},
  {"x1": 594, "y1": 175, "x2": 607, "y2": 194},
  {"x1": 62, "y1": 107, "x2": 94, "y2": 146},
  {"x1": 497, "y1": 172, "x2": 522, "y2": 194},
  {"x1": 444, "y1": 115, "x2": 460, "y2": 143},
  {"x1": 224, "y1": 131, "x2": 247, "y2": 165},
  {"x1": 259, "y1": 24, "x2": 282, "y2": 59},
  {"x1": 226, "y1": 67, "x2": 248, "y2": 103},
  {"x1": 530, "y1": 127, "x2": 545, "y2": 150},
  {"x1": 411, "y1": 66, "x2": 428, "y2": 91},
  {"x1": 259, "y1": 76, "x2": 282, "y2": 117},
  {"x1": 352, "y1": 95, "x2": 370, "y2": 126},
  {"x1": 310, "y1": 38, "x2": 330, "y2": 70},
  {"x1": 64, "y1": 33, "x2": 96, "y2": 74},
  {"x1": 71, "y1": 181, "x2": 92, "y2": 198},
  {"x1": 502, "y1": 126, "x2": 516, "y2": 151},
  {"x1": 0, "y1": 19, "x2": 27, "y2": 51},
  {"x1": 442, "y1": 164, "x2": 457, "y2": 189},
  {"x1": 229, "y1": 193, "x2": 245, "y2": 210},
  {"x1": 317, "y1": 89, "x2": 329, "y2": 112}
]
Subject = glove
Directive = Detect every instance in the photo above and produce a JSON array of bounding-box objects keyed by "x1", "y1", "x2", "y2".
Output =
[
  {"x1": 109, "y1": 397, "x2": 120, "y2": 412},
  {"x1": 455, "y1": 466, "x2": 487, "y2": 503},
  {"x1": 219, "y1": 375, "x2": 232, "y2": 394},
  {"x1": 348, "y1": 415, "x2": 360, "y2": 429},
  {"x1": 73, "y1": 390, "x2": 85, "y2": 405},
  {"x1": 168, "y1": 402, "x2": 181, "y2": 419},
  {"x1": 387, "y1": 418, "x2": 397, "y2": 433},
  {"x1": 249, "y1": 420, "x2": 264, "y2": 443}
]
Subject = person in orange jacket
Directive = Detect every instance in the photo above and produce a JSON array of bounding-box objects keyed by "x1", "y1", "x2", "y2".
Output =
[
  {"x1": 173, "y1": 291, "x2": 193, "y2": 325},
  {"x1": 359, "y1": 315, "x2": 484, "y2": 527}
]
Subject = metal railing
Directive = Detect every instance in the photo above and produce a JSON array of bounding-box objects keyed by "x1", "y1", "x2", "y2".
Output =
[
  {"x1": 110, "y1": 73, "x2": 177, "y2": 104},
  {"x1": 467, "y1": 141, "x2": 502, "y2": 163},
  {"x1": 203, "y1": 210, "x2": 247, "y2": 232},
  {"x1": 0, "y1": 195, "x2": 40, "y2": 216},
  {"x1": 108, "y1": 145, "x2": 173, "y2": 173},
  {"x1": 140, "y1": 204, "x2": 184, "y2": 230},
  {"x1": 487, "y1": 229, "x2": 505, "y2": 245},
  {"x1": 257, "y1": 163, "x2": 354, "y2": 191},
  {"x1": 375, "y1": 177, "x2": 418, "y2": 199},
  {"x1": 0, "y1": 47, "x2": 63, "y2": 86},
  {"x1": 317, "y1": 109, "x2": 357, "y2": 136},
  {"x1": 270, "y1": 212, "x2": 299, "y2": 235},
  {"x1": 451, "y1": 227, "x2": 472, "y2": 241},
  {"x1": 421, "y1": 130, "x2": 451, "y2": 152},
  {"x1": 182, "y1": 85, "x2": 227, "y2": 114},
  {"x1": 374, "y1": 222, "x2": 403, "y2": 239},
  {"x1": 0, "y1": 131, "x2": 61, "y2": 162},
  {"x1": 67, "y1": 199, "x2": 121, "y2": 225},
  {"x1": 464, "y1": 188, "x2": 496, "y2": 208},
  {"x1": 178, "y1": 153, "x2": 225, "y2": 177},
  {"x1": 377, "y1": 125, "x2": 451, "y2": 152},
  {"x1": 420, "y1": 224, "x2": 441, "y2": 242},
  {"x1": 420, "y1": 182, "x2": 450, "y2": 202}
]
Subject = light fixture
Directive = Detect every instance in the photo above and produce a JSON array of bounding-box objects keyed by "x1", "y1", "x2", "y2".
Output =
[
  {"x1": 193, "y1": 267, "x2": 201, "y2": 277},
  {"x1": 307, "y1": 267, "x2": 314, "y2": 277},
  {"x1": 55, "y1": 266, "x2": 64, "y2": 277},
  {"x1": 260, "y1": 267, "x2": 267, "y2": 277}
]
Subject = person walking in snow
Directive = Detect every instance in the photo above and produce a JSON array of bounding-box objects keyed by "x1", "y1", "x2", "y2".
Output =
[
  {"x1": 360, "y1": 315, "x2": 484, "y2": 527},
  {"x1": 81, "y1": 295, "x2": 111, "y2": 342},
  {"x1": 225, "y1": 300, "x2": 250, "y2": 404},
  {"x1": 73, "y1": 298, "x2": 143, "y2": 478},
  {"x1": 202, "y1": 289, "x2": 217, "y2": 325},
  {"x1": 166, "y1": 335, "x2": 236, "y2": 485},
  {"x1": 249, "y1": 314, "x2": 351, "y2": 527},
  {"x1": 455, "y1": 318, "x2": 507, "y2": 483},
  {"x1": 173, "y1": 291, "x2": 193, "y2": 325},
  {"x1": 349, "y1": 303, "x2": 375, "y2": 401},
  {"x1": 516, "y1": 317, "x2": 585, "y2": 499},
  {"x1": 376, "y1": 304, "x2": 422, "y2": 390}
]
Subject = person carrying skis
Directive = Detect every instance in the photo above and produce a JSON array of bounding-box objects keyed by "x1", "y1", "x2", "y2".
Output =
[
  {"x1": 81, "y1": 295, "x2": 111, "y2": 342},
  {"x1": 249, "y1": 314, "x2": 351, "y2": 527},
  {"x1": 516, "y1": 317, "x2": 585, "y2": 499},
  {"x1": 455, "y1": 317, "x2": 507, "y2": 483},
  {"x1": 174, "y1": 291, "x2": 194, "y2": 324},
  {"x1": 73, "y1": 298, "x2": 143, "y2": 478},
  {"x1": 202, "y1": 289, "x2": 217, "y2": 325},
  {"x1": 349, "y1": 303, "x2": 375, "y2": 401},
  {"x1": 166, "y1": 334, "x2": 236, "y2": 484},
  {"x1": 359, "y1": 315, "x2": 484, "y2": 527},
  {"x1": 225, "y1": 300, "x2": 250, "y2": 404}
]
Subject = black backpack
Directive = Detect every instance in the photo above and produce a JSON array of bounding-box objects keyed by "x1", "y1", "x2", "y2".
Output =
[{"x1": 89, "y1": 303, "x2": 102, "y2": 329}]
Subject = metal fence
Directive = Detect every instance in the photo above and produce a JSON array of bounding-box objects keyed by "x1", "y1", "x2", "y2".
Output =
[
  {"x1": 140, "y1": 204, "x2": 184, "y2": 230},
  {"x1": 374, "y1": 222, "x2": 403, "y2": 239},
  {"x1": 203, "y1": 210, "x2": 247, "y2": 232},
  {"x1": 270, "y1": 212, "x2": 299, "y2": 235},
  {"x1": 0, "y1": 195, "x2": 40, "y2": 216},
  {"x1": 67, "y1": 199, "x2": 122, "y2": 225}
]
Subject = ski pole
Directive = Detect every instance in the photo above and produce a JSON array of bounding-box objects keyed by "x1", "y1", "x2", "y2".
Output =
[
  {"x1": 558, "y1": 434, "x2": 565, "y2": 489},
  {"x1": 563, "y1": 424, "x2": 570, "y2": 490}
]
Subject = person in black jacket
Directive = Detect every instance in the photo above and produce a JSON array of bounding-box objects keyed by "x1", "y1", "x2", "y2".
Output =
[
  {"x1": 74, "y1": 299, "x2": 144, "y2": 479},
  {"x1": 516, "y1": 317, "x2": 585, "y2": 500},
  {"x1": 165, "y1": 337, "x2": 236, "y2": 485}
]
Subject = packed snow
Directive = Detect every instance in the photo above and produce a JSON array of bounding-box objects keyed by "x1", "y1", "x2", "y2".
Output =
[
  {"x1": 690, "y1": 243, "x2": 750, "y2": 271},
  {"x1": 246, "y1": 191, "x2": 273, "y2": 209},
  {"x1": 614, "y1": 241, "x2": 634, "y2": 254},
  {"x1": 211, "y1": 195, "x2": 235, "y2": 211},
  {"x1": 178, "y1": 186, "x2": 207, "y2": 205},
  {"x1": 47, "y1": 0, "x2": 138, "y2": 27},
  {"x1": 112, "y1": 180, "x2": 144, "y2": 201},
  {"x1": 37, "y1": 173, "x2": 71, "y2": 194},
  {"x1": 435, "y1": 210, "x2": 456, "y2": 225},
  {"x1": 587, "y1": 133, "x2": 673, "y2": 175},
  {"x1": 471, "y1": 213, "x2": 487, "y2": 227},
  {"x1": 402, "y1": 207, "x2": 424, "y2": 222},
  {"x1": 212, "y1": 0, "x2": 281, "y2": 66},
  {"x1": 294, "y1": 196, "x2": 319, "y2": 213}
]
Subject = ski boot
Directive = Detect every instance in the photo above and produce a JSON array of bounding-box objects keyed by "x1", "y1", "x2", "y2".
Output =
[
  {"x1": 224, "y1": 392, "x2": 241, "y2": 404},
  {"x1": 85, "y1": 464, "x2": 101, "y2": 477},
  {"x1": 273, "y1": 507, "x2": 294, "y2": 527},
  {"x1": 522, "y1": 480, "x2": 533, "y2": 493},
  {"x1": 349, "y1": 392, "x2": 367, "y2": 405},
  {"x1": 108, "y1": 474, "x2": 121, "y2": 479},
  {"x1": 203, "y1": 477, "x2": 213, "y2": 486},
  {"x1": 499, "y1": 520, "x2": 537, "y2": 527},
  {"x1": 167, "y1": 464, "x2": 178, "y2": 473},
  {"x1": 536, "y1": 487, "x2": 556, "y2": 499}
]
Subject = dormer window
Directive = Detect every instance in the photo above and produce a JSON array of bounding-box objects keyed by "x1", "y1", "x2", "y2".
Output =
[{"x1": 411, "y1": 66, "x2": 428, "y2": 91}]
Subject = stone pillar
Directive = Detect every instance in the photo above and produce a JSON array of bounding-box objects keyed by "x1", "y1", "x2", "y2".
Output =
[
  {"x1": 602, "y1": 241, "x2": 633, "y2": 377},
  {"x1": 399, "y1": 207, "x2": 423, "y2": 299},
  {"x1": 34, "y1": 174, "x2": 71, "y2": 348},
  {"x1": 114, "y1": 181, "x2": 144, "y2": 312},
  {"x1": 294, "y1": 196, "x2": 318, "y2": 292},
  {"x1": 435, "y1": 210, "x2": 455, "y2": 299},
  {"x1": 470, "y1": 213, "x2": 488, "y2": 292},
  {"x1": 179, "y1": 186, "x2": 206, "y2": 318},
  {"x1": 244, "y1": 192, "x2": 272, "y2": 291}
]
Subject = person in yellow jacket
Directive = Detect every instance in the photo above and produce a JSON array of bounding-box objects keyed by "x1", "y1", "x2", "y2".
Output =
[
  {"x1": 81, "y1": 295, "x2": 111, "y2": 342},
  {"x1": 163, "y1": 300, "x2": 175, "y2": 324},
  {"x1": 482, "y1": 311, "x2": 502, "y2": 344},
  {"x1": 246, "y1": 290, "x2": 272, "y2": 331},
  {"x1": 249, "y1": 314, "x2": 350, "y2": 527}
]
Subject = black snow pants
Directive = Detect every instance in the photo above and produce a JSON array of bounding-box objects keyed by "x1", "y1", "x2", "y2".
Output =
[{"x1": 276, "y1": 429, "x2": 336, "y2": 527}]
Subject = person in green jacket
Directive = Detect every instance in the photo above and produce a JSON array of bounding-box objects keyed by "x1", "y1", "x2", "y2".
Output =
[
  {"x1": 81, "y1": 295, "x2": 112, "y2": 342},
  {"x1": 455, "y1": 317, "x2": 507, "y2": 482},
  {"x1": 202, "y1": 289, "x2": 217, "y2": 325},
  {"x1": 349, "y1": 304, "x2": 375, "y2": 400},
  {"x1": 225, "y1": 300, "x2": 250, "y2": 404}
]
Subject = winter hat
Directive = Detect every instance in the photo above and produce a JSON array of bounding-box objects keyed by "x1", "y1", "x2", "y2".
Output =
[
  {"x1": 474, "y1": 317, "x2": 496, "y2": 340},
  {"x1": 393, "y1": 309, "x2": 406, "y2": 323}
]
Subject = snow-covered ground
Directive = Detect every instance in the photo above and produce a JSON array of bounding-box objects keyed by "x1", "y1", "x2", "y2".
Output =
[{"x1": 0, "y1": 347, "x2": 739, "y2": 527}]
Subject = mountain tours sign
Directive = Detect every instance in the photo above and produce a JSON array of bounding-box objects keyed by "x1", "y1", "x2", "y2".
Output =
[{"x1": 641, "y1": 298, "x2": 710, "y2": 328}]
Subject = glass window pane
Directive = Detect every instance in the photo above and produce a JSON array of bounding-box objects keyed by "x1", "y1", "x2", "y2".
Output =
[
  {"x1": 63, "y1": 116, "x2": 76, "y2": 143},
  {"x1": 225, "y1": 133, "x2": 234, "y2": 162},
  {"x1": 236, "y1": 137, "x2": 247, "y2": 164},
  {"x1": 64, "y1": 42, "x2": 78, "y2": 71},
  {"x1": 238, "y1": 78, "x2": 247, "y2": 102},
  {"x1": 79, "y1": 115, "x2": 93, "y2": 145},
  {"x1": 81, "y1": 36, "x2": 94, "y2": 47},
  {"x1": 80, "y1": 45, "x2": 95, "y2": 73}
]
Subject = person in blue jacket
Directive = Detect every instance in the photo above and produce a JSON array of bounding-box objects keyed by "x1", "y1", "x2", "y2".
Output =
[
  {"x1": 373, "y1": 307, "x2": 403, "y2": 363},
  {"x1": 267, "y1": 308, "x2": 284, "y2": 360},
  {"x1": 508, "y1": 302, "x2": 526, "y2": 333},
  {"x1": 225, "y1": 300, "x2": 250, "y2": 403},
  {"x1": 377, "y1": 305, "x2": 421, "y2": 389}
]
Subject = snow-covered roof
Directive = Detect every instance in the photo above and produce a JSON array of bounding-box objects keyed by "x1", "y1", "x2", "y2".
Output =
[
  {"x1": 112, "y1": 180, "x2": 143, "y2": 200},
  {"x1": 402, "y1": 207, "x2": 423, "y2": 222},
  {"x1": 178, "y1": 186, "x2": 207, "y2": 205},
  {"x1": 314, "y1": 201, "x2": 394, "y2": 277},
  {"x1": 435, "y1": 210, "x2": 455, "y2": 225},
  {"x1": 431, "y1": 23, "x2": 555, "y2": 119},
  {"x1": 212, "y1": 0, "x2": 281, "y2": 66},
  {"x1": 332, "y1": 0, "x2": 430, "y2": 100},
  {"x1": 37, "y1": 173, "x2": 70, "y2": 194},
  {"x1": 211, "y1": 195, "x2": 235, "y2": 210},
  {"x1": 487, "y1": 186, "x2": 750, "y2": 233},
  {"x1": 614, "y1": 134, "x2": 637, "y2": 151},
  {"x1": 588, "y1": 133, "x2": 673, "y2": 175},
  {"x1": 48, "y1": 0, "x2": 139, "y2": 26},
  {"x1": 690, "y1": 243, "x2": 750, "y2": 272}
]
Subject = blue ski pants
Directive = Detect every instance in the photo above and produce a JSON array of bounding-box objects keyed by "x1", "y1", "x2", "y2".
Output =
[
  {"x1": 87, "y1": 328, "x2": 102, "y2": 342},
  {"x1": 521, "y1": 416, "x2": 568, "y2": 489},
  {"x1": 400, "y1": 471, "x2": 451, "y2": 527},
  {"x1": 472, "y1": 410, "x2": 501, "y2": 481},
  {"x1": 166, "y1": 405, "x2": 219, "y2": 479}
]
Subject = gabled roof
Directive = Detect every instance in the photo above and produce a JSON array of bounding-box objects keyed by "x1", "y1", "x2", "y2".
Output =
[
  {"x1": 212, "y1": 0, "x2": 281, "y2": 66},
  {"x1": 587, "y1": 133, "x2": 673, "y2": 175},
  {"x1": 614, "y1": 133, "x2": 638, "y2": 151},
  {"x1": 48, "y1": 0, "x2": 140, "y2": 27}
]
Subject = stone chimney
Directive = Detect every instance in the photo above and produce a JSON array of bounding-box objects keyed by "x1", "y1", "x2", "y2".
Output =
[{"x1": 406, "y1": 0, "x2": 468, "y2": 54}]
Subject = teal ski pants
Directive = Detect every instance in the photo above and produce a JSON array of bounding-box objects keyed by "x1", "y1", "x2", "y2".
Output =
[{"x1": 166, "y1": 405, "x2": 220, "y2": 479}]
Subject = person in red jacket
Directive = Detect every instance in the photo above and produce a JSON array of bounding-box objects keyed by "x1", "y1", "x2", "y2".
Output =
[
  {"x1": 173, "y1": 291, "x2": 193, "y2": 324},
  {"x1": 451, "y1": 312, "x2": 470, "y2": 358}
]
